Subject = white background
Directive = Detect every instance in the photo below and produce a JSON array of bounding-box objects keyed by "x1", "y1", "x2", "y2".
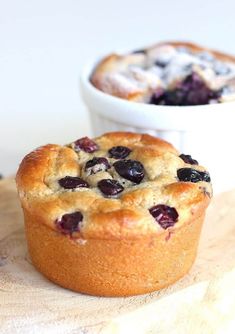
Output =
[{"x1": 1, "y1": 0, "x2": 235, "y2": 176}]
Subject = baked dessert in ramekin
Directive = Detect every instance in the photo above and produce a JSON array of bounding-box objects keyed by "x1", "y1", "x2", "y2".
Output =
[
  {"x1": 16, "y1": 132, "x2": 212, "y2": 296},
  {"x1": 81, "y1": 42, "x2": 235, "y2": 194},
  {"x1": 91, "y1": 41, "x2": 235, "y2": 105}
]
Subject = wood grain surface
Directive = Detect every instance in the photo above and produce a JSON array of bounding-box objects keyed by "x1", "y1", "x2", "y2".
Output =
[{"x1": 0, "y1": 178, "x2": 235, "y2": 334}]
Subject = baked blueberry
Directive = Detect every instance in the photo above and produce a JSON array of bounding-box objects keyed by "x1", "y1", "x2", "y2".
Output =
[
  {"x1": 177, "y1": 168, "x2": 211, "y2": 183},
  {"x1": 132, "y1": 49, "x2": 146, "y2": 54},
  {"x1": 221, "y1": 85, "x2": 232, "y2": 95},
  {"x1": 197, "y1": 51, "x2": 214, "y2": 62},
  {"x1": 179, "y1": 154, "x2": 198, "y2": 165},
  {"x1": 56, "y1": 211, "x2": 83, "y2": 234},
  {"x1": 58, "y1": 176, "x2": 89, "y2": 189},
  {"x1": 214, "y1": 61, "x2": 231, "y2": 76},
  {"x1": 149, "y1": 204, "x2": 178, "y2": 229},
  {"x1": 108, "y1": 146, "x2": 131, "y2": 159},
  {"x1": 85, "y1": 157, "x2": 110, "y2": 174},
  {"x1": 155, "y1": 59, "x2": 169, "y2": 68},
  {"x1": 73, "y1": 137, "x2": 98, "y2": 153},
  {"x1": 150, "y1": 73, "x2": 221, "y2": 106},
  {"x1": 167, "y1": 73, "x2": 220, "y2": 105},
  {"x1": 177, "y1": 46, "x2": 191, "y2": 54},
  {"x1": 98, "y1": 179, "x2": 124, "y2": 197},
  {"x1": 113, "y1": 159, "x2": 145, "y2": 184},
  {"x1": 59, "y1": 176, "x2": 89, "y2": 189},
  {"x1": 183, "y1": 63, "x2": 193, "y2": 72},
  {"x1": 199, "y1": 171, "x2": 211, "y2": 182},
  {"x1": 149, "y1": 88, "x2": 165, "y2": 105}
]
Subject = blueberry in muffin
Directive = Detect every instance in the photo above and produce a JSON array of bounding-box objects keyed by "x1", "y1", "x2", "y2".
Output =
[{"x1": 16, "y1": 132, "x2": 212, "y2": 296}]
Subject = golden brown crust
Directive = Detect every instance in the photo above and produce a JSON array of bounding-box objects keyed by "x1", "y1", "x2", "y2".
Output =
[
  {"x1": 16, "y1": 132, "x2": 212, "y2": 296},
  {"x1": 16, "y1": 144, "x2": 80, "y2": 196},
  {"x1": 91, "y1": 54, "x2": 146, "y2": 100},
  {"x1": 95, "y1": 132, "x2": 177, "y2": 153}
]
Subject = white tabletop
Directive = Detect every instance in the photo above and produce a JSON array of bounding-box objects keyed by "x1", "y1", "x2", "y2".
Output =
[{"x1": 1, "y1": 0, "x2": 235, "y2": 178}]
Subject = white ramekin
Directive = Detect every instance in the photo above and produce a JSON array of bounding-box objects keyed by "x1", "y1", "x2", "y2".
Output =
[{"x1": 80, "y1": 60, "x2": 235, "y2": 194}]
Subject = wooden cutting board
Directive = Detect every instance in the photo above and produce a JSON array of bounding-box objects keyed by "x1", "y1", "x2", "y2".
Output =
[{"x1": 1, "y1": 178, "x2": 235, "y2": 334}]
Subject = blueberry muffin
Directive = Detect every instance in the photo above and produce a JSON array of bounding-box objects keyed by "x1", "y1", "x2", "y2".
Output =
[
  {"x1": 91, "y1": 41, "x2": 235, "y2": 105},
  {"x1": 16, "y1": 132, "x2": 212, "y2": 296}
]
